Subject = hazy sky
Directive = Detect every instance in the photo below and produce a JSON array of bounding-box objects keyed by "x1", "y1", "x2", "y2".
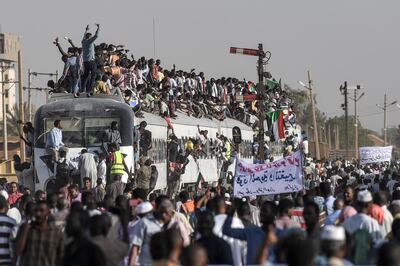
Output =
[{"x1": 1, "y1": 0, "x2": 400, "y2": 132}]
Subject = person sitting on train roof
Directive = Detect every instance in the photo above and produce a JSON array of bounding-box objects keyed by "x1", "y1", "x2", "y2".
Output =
[{"x1": 93, "y1": 74, "x2": 110, "y2": 95}]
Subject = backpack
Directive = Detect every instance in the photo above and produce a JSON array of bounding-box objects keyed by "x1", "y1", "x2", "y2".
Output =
[{"x1": 56, "y1": 158, "x2": 70, "y2": 178}]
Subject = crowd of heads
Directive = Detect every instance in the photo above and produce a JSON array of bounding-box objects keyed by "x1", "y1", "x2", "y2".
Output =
[
  {"x1": 5, "y1": 156, "x2": 400, "y2": 265},
  {"x1": 53, "y1": 25, "x2": 301, "y2": 143}
]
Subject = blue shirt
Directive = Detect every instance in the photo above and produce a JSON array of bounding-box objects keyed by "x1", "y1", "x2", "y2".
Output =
[
  {"x1": 46, "y1": 127, "x2": 64, "y2": 150},
  {"x1": 222, "y1": 216, "x2": 265, "y2": 265},
  {"x1": 325, "y1": 210, "x2": 341, "y2": 225},
  {"x1": 81, "y1": 29, "x2": 99, "y2": 62}
]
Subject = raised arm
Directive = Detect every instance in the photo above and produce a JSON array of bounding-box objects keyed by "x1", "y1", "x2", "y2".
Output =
[
  {"x1": 83, "y1": 24, "x2": 89, "y2": 38},
  {"x1": 88, "y1": 24, "x2": 100, "y2": 43},
  {"x1": 54, "y1": 38, "x2": 67, "y2": 57},
  {"x1": 67, "y1": 37, "x2": 77, "y2": 49}
]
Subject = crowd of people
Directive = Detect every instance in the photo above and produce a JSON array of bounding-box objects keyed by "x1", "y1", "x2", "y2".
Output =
[
  {"x1": 7, "y1": 24, "x2": 400, "y2": 266},
  {"x1": 52, "y1": 24, "x2": 299, "y2": 143},
  {"x1": 4, "y1": 156, "x2": 400, "y2": 266}
]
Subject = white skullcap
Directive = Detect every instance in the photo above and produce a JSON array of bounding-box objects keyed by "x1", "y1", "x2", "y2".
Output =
[
  {"x1": 321, "y1": 225, "x2": 346, "y2": 241},
  {"x1": 357, "y1": 190, "x2": 372, "y2": 203},
  {"x1": 136, "y1": 202, "x2": 153, "y2": 215},
  {"x1": 224, "y1": 193, "x2": 230, "y2": 199},
  {"x1": 392, "y1": 200, "x2": 400, "y2": 207},
  {"x1": 0, "y1": 190, "x2": 8, "y2": 200}
]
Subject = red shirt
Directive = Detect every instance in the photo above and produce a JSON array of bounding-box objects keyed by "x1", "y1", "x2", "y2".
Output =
[{"x1": 7, "y1": 192, "x2": 22, "y2": 206}]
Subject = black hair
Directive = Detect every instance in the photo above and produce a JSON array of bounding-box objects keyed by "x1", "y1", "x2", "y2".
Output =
[
  {"x1": 278, "y1": 198, "x2": 294, "y2": 215},
  {"x1": 377, "y1": 242, "x2": 400, "y2": 266},
  {"x1": 260, "y1": 200, "x2": 277, "y2": 226},
  {"x1": 66, "y1": 209, "x2": 90, "y2": 238},
  {"x1": 197, "y1": 210, "x2": 215, "y2": 238},
  {"x1": 150, "y1": 229, "x2": 181, "y2": 261},
  {"x1": 82, "y1": 178, "x2": 91, "y2": 186},
  {"x1": 90, "y1": 214, "x2": 111, "y2": 237},
  {"x1": 286, "y1": 238, "x2": 315, "y2": 266},
  {"x1": 0, "y1": 195, "x2": 7, "y2": 211},
  {"x1": 54, "y1": 120, "x2": 61, "y2": 127},
  {"x1": 179, "y1": 191, "x2": 189, "y2": 203}
]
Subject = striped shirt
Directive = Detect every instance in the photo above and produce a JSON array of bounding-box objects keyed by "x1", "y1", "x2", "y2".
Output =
[{"x1": 0, "y1": 214, "x2": 17, "y2": 266}]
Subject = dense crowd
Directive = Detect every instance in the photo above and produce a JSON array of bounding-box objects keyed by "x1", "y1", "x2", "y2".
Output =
[
  {"x1": 5, "y1": 155, "x2": 400, "y2": 266},
  {"x1": 52, "y1": 24, "x2": 299, "y2": 143},
  {"x1": 9, "y1": 24, "x2": 400, "y2": 266}
]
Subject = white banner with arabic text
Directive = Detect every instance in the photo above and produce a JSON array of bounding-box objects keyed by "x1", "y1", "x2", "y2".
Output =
[
  {"x1": 359, "y1": 146, "x2": 392, "y2": 165},
  {"x1": 234, "y1": 151, "x2": 303, "y2": 197}
]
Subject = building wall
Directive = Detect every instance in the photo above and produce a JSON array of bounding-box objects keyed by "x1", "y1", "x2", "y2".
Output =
[
  {"x1": 0, "y1": 66, "x2": 16, "y2": 120},
  {"x1": 0, "y1": 32, "x2": 20, "y2": 121}
]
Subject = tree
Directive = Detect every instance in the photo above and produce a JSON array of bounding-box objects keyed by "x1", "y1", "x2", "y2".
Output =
[
  {"x1": 0, "y1": 102, "x2": 35, "y2": 136},
  {"x1": 284, "y1": 83, "x2": 372, "y2": 148}
]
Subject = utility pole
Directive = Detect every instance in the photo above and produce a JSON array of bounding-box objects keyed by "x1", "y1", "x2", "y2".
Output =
[
  {"x1": 377, "y1": 94, "x2": 397, "y2": 146},
  {"x1": 335, "y1": 124, "x2": 340, "y2": 150},
  {"x1": 18, "y1": 51, "x2": 25, "y2": 161},
  {"x1": 308, "y1": 71, "x2": 320, "y2": 160},
  {"x1": 350, "y1": 85, "x2": 364, "y2": 159},
  {"x1": 28, "y1": 69, "x2": 32, "y2": 122},
  {"x1": 257, "y1": 44, "x2": 265, "y2": 162},
  {"x1": 384, "y1": 94, "x2": 387, "y2": 146},
  {"x1": 328, "y1": 124, "x2": 331, "y2": 150},
  {"x1": 0, "y1": 63, "x2": 11, "y2": 161},
  {"x1": 230, "y1": 44, "x2": 268, "y2": 162},
  {"x1": 340, "y1": 82, "x2": 349, "y2": 159}
]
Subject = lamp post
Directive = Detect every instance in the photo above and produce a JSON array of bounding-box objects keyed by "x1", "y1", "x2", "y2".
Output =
[{"x1": 298, "y1": 71, "x2": 320, "y2": 160}]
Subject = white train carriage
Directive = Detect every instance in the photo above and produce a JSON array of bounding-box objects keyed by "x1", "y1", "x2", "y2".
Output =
[{"x1": 136, "y1": 110, "x2": 254, "y2": 190}]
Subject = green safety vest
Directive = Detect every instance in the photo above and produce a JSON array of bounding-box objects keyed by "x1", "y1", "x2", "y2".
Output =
[
  {"x1": 110, "y1": 151, "x2": 125, "y2": 176},
  {"x1": 225, "y1": 142, "x2": 231, "y2": 160}
]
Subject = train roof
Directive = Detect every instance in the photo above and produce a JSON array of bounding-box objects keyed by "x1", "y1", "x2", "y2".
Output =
[
  {"x1": 137, "y1": 110, "x2": 253, "y2": 131},
  {"x1": 40, "y1": 92, "x2": 253, "y2": 131},
  {"x1": 37, "y1": 93, "x2": 132, "y2": 115}
]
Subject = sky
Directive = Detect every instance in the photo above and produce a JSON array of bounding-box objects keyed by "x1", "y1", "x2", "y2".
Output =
[{"x1": 1, "y1": 0, "x2": 400, "y2": 132}]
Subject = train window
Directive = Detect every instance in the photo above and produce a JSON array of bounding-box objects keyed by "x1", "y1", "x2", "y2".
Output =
[
  {"x1": 45, "y1": 118, "x2": 84, "y2": 148},
  {"x1": 85, "y1": 118, "x2": 120, "y2": 147}
]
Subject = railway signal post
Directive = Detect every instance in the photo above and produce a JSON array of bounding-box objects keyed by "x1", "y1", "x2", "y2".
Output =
[{"x1": 230, "y1": 44, "x2": 268, "y2": 162}]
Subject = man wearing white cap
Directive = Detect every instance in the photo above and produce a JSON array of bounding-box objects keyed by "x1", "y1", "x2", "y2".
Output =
[
  {"x1": 342, "y1": 190, "x2": 383, "y2": 243},
  {"x1": 319, "y1": 226, "x2": 352, "y2": 266}
]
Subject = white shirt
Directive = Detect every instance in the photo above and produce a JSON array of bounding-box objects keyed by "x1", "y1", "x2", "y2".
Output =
[
  {"x1": 97, "y1": 159, "x2": 107, "y2": 184},
  {"x1": 213, "y1": 214, "x2": 246, "y2": 266},
  {"x1": 381, "y1": 205, "x2": 394, "y2": 238},
  {"x1": 343, "y1": 213, "x2": 383, "y2": 243}
]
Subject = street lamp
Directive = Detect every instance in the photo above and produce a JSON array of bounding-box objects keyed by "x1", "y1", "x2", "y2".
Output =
[{"x1": 298, "y1": 71, "x2": 320, "y2": 160}]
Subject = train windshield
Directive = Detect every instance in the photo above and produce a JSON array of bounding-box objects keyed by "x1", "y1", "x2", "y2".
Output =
[{"x1": 44, "y1": 117, "x2": 121, "y2": 148}]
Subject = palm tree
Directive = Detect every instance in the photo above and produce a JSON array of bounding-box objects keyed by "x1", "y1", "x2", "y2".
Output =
[{"x1": 0, "y1": 102, "x2": 35, "y2": 136}]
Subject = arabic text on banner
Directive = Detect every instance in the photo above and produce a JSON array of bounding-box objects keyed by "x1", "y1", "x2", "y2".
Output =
[
  {"x1": 359, "y1": 146, "x2": 392, "y2": 165},
  {"x1": 234, "y1": 151, "x2": 303, "y2": 197}
]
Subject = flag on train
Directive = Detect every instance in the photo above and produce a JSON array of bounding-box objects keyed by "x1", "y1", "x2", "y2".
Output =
[
  {"x1": 266, "y1": 78, "x2": 279, "y2": 91},
  {"x1": 164, "y1": 116, "x2": 174, "y2": 130},
  {"x1": 248, "y1": 81, "x2": 257, "y2": 93},
  {"x1": 267, "y1": 110, "x2": 285, "y2": 141}
]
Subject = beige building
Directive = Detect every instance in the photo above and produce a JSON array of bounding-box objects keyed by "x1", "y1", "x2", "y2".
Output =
[{"x1": 0, "y1": 32, "x2": 20, "y2": 120}]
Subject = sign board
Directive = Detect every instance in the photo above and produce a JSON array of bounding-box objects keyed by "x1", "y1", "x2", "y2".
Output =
[
  {"x1": 359, "y1": 146, "x2": 392, "y2": 165},
  {"x1": 233, "y1": 151, "x2": 303, "y2": 197}
]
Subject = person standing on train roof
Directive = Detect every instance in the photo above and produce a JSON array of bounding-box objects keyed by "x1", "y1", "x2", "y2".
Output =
[
  {"x1": 81, "y1": 23, "x2": 100, "y2": 95},
  {"x1": 46, "y1": 120, "x2": 66, "y2": 162}
]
